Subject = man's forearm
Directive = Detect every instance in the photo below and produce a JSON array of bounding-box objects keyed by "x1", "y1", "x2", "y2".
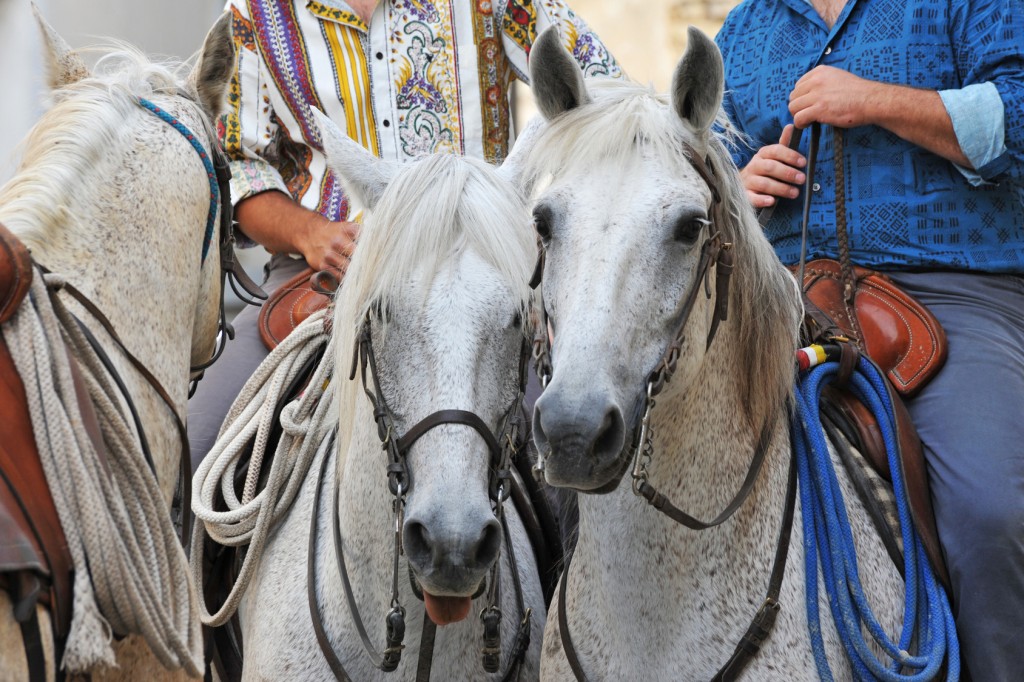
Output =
[
  {"x1": 867, "y1": 83, "x2": 971, "y2": 168},
  {"x1": 235, "y1": 190, "x2": 324, "y2": 256}
]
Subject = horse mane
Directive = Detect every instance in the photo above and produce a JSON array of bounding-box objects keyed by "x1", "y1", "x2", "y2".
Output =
[
  {"x1": 0, "y1": 45, "x2": 198, "y2": 250},
  {"x1": 522, "y1": 78, "x2": 801, "y2": 431},
  {"x1": 332, "y1": 153, "x2": 536, "y2": 462}
]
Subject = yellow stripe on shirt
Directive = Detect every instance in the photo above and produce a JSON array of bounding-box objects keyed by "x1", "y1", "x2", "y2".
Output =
[{"x1": 323, "y1": 22, "x2": 379, "y2": 157}]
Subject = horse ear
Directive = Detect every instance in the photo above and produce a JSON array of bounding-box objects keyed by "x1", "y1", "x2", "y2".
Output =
[
  {"x1": 32, "y1": 3, "x2": 90, "y2": 89},
  {"x1": 496, "y1": 116, "x2": 545, "y2": 188},
  {"x1": 311, "y1": 108, "x2": 397, "y2": 210},
  {"x1": 670, "y1": 26, "x2": 724, "y2": 136},
  {"x1": 190, "y1": 12, "x2": 235, "y2": 121},
  {"x1": 529, "y1": 27, "x2": 591, "y2": 120}
]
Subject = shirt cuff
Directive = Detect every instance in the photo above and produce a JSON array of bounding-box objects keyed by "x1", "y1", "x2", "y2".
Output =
[
  {"x1": 227, "y1": 159, "x2": 289, "y2": 248},
  {"x1": 939, "y1": 82, "x2": 1006, "y2": 186}
]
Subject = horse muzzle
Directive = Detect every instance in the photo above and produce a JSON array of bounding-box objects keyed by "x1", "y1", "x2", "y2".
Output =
[
  {"x1": 533, "y1": 387, "x2": 633, "y2": 492},
  {"x1": 402, "y1": 510, "x2": 501, "y2": 624}
]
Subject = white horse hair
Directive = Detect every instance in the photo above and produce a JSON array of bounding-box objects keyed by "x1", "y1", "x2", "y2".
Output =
[
  {"x1": 0, "y1": 10, "x2": 233, "y2": 680},
  {"x1": 235, "y1": 110, "x2": 545, "y2": 679},
  {"x1": 523, "y1": 26, "x2": 905, "y2": 680}
]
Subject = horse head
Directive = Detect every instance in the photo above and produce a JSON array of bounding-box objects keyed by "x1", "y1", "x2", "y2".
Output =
[
  {"x1": 313, "y1": 110, "x2": 536, "y2": 625},
  {"x1": 523, "y1": 27, "x2": 797, "y2": 493},
  {"x1": 15, "y1": 10, "x2": 235, "y2": 398}
]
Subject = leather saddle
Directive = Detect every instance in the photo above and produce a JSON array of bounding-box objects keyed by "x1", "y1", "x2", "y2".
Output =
[
  {"x1": 258, "y1": 267, "x2": 331, "y2": 351},
  {"x1": 0, "y1": 222, "x2": 74, "y2": 646}
]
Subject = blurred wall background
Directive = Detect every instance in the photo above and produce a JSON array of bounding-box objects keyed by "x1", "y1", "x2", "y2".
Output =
[{"x1": 1, "y1": 0, "x2": 223, "y2": 184}]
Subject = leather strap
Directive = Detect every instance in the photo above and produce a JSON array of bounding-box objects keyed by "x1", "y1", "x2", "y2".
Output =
[
  {"x1": 711, "y1": 450, "x2": 797, "y2": 681},
  {"x1": 48, "y1": 275, "x2": 193, "y2": 546},
  {"x1": 396, "y1": 409, "x2": 503, "y2": 460},
  {"x1": 558, "y1": 448, "x2": 798, "y2": 681},
  {"x1": 635, "y1": 419, "x2": 774, "y2": 530},
  {"x1": 15, "y1": 579, "x2": 48, "y2": 682},
  {"x1": 415, "y1": 618, "x2": 437, "y2": 682}
]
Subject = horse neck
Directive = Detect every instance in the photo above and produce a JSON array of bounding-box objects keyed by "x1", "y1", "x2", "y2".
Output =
[
  {"x1": 572, "y1": 318, "x2": 793, "y2": 647},
  {"x1": 0, "y1": 99, "x2": 217, "y2": 498}
]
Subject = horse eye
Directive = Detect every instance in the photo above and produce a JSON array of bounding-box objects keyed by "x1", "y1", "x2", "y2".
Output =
[
  {"x1": 533, "y1": 206, "x2": 552, "y2": 242},
  {"x1": 673, "y1": 216, "x2": 708, "y2": 244}
]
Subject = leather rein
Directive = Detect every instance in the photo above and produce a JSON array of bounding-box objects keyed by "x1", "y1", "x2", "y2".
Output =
[
  {"x1": 304, "y1": 314, "x2": 534, "y2": 680},
  {"x1": 530, "y1": 144, "x2": 799, "y2": 681}
]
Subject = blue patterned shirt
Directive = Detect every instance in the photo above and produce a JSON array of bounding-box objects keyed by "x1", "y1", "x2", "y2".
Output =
[{"x1": 716, "y1": 0, "x2": 1024, "y2": 272}]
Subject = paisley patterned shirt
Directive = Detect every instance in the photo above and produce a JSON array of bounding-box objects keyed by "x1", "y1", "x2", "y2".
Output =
[
  {"x1": 219, "y1": 0, "x2": 620, "y2": 228},
  {"x1": 716, "y1": 0, "x2": 1024, "y2": 272}
]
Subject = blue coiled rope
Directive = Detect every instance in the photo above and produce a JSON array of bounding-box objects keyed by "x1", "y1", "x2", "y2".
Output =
[{"x1": 791, "y1": 356, "x2": 960, "y2": 681}]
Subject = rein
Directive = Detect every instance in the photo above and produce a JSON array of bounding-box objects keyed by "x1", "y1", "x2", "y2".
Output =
[
  {"x1": 531, "y1": 144, "x2": 800, "y2": 680},
  {"x1": 304, "y1": 315, "x2": 533, "y2": 679}
]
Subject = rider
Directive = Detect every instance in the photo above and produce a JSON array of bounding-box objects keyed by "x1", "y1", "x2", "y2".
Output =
[
  {"x1": 188, "y1": 0, "x2": 621, "y2": 467},
  {"x1": 715, "y1": 0, "x2": 1024, "y2": 679}
]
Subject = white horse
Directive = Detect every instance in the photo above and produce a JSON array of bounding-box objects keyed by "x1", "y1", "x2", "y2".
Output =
[
  {"x1": 522, "y1": 28, "x2": 906, "y2": 680},
  {"x1": 0, "y1": 11, "x2": 233, "y2": 681},
  {"x1": 230, "y1": 111, "x2": 545, "y2": 680}
]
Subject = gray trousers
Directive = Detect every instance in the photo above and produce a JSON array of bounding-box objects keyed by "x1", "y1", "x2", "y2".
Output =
[
  {"x1": 187, "y1": 254, "x2": 310, "y2": 471},
  {"x1": 889, "y1": 271, "x2": 1024, "y2": 682}
]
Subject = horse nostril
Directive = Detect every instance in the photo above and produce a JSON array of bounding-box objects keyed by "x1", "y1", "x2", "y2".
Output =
[
  {"x1": 471, "y1": 519, "x2": 502, "y2": 568},
  {"x1": 403, "y1": 520, "x2": 432, "y2": 566},
  {"x1": 592, "y1": 406, "x2": 624, "y2": 460}
]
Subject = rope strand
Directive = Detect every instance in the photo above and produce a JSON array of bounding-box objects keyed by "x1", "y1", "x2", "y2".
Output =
[
  {"x1": 190, "y1": 310, "x2": 334, "y2": 626},
  {"x1": 1, "y1": 272, "x2": 202, "y2": 675},
  {"x1": 792, "y1": 357, "x2": 959, "y2": 681}
]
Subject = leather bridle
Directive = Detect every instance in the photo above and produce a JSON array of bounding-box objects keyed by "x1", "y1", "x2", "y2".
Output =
[
  {"x1": 529, "y1": 143, "x2": 799, "y2": 681},
  {"x1": 305, "y1": 313, "x2": 534, "y2": 680}
]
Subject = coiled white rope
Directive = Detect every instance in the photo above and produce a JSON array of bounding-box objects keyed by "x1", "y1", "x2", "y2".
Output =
[
  {"x1": 0, "y1": 273, "x2": 202, "y2": 675},
  {"x1": 190, "y1": 309, "x2": 334, "y2": 626}
]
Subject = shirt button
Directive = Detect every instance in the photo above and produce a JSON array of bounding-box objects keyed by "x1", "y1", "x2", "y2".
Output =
[
  {"x1": 375, "y1": 51, "x2": 384, "y2": 60},
  {"x1": 824, "y1": 46, "x2": 832, "y2": 55},
  {"x1": 383, "y1": 119, "x2": 391, "y2": 127},
  {"x1": 812, "y1": 182, "x2": 821, "y2": 192}
]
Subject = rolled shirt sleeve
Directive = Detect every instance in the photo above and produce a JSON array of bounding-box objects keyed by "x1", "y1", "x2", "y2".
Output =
[
  {"x1": 940, "y1": 83, "x2": 1006, "y2": 186},
  {"x1": 950, "y1": 0, "x2": 1024, "y2": 185}
]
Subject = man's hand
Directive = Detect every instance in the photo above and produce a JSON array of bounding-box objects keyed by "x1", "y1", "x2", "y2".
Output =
[
  {"x1": 788, "y1": 64, "x2": 972, "y2": 169},
  {"x1": 234, "y1": 190, "x2": 361, "y2": 272},
  {"x1": 789, "y1": 65, "x2": 877, "y2": 129},
  {"x1": 739, "y1": 124, "x2": 806, "y2": 209},
  {"x1": 297, "y1": 217, "x2": 360, "y2": 273}
]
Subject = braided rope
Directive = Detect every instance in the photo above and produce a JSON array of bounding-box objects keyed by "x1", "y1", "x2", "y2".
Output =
[
  {"x1": 0, "y1": 273, "x2": 202, "y2": 675},
  {"x1": 190, "y1": 310, "x2": 334, "y2": 626},
  {"x1": 136, "y1": 97, "x2": 218, "y2": 265}
]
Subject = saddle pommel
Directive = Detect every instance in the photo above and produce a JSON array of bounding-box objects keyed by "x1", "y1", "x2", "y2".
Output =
[{"x1": 0, "y1": 221, "x2": 33, "y2": 325}]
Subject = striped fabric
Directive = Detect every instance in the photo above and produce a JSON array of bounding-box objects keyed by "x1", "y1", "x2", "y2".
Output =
[{"x1": 219, "y1": 0, "x2": 620, "y2": 230}]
